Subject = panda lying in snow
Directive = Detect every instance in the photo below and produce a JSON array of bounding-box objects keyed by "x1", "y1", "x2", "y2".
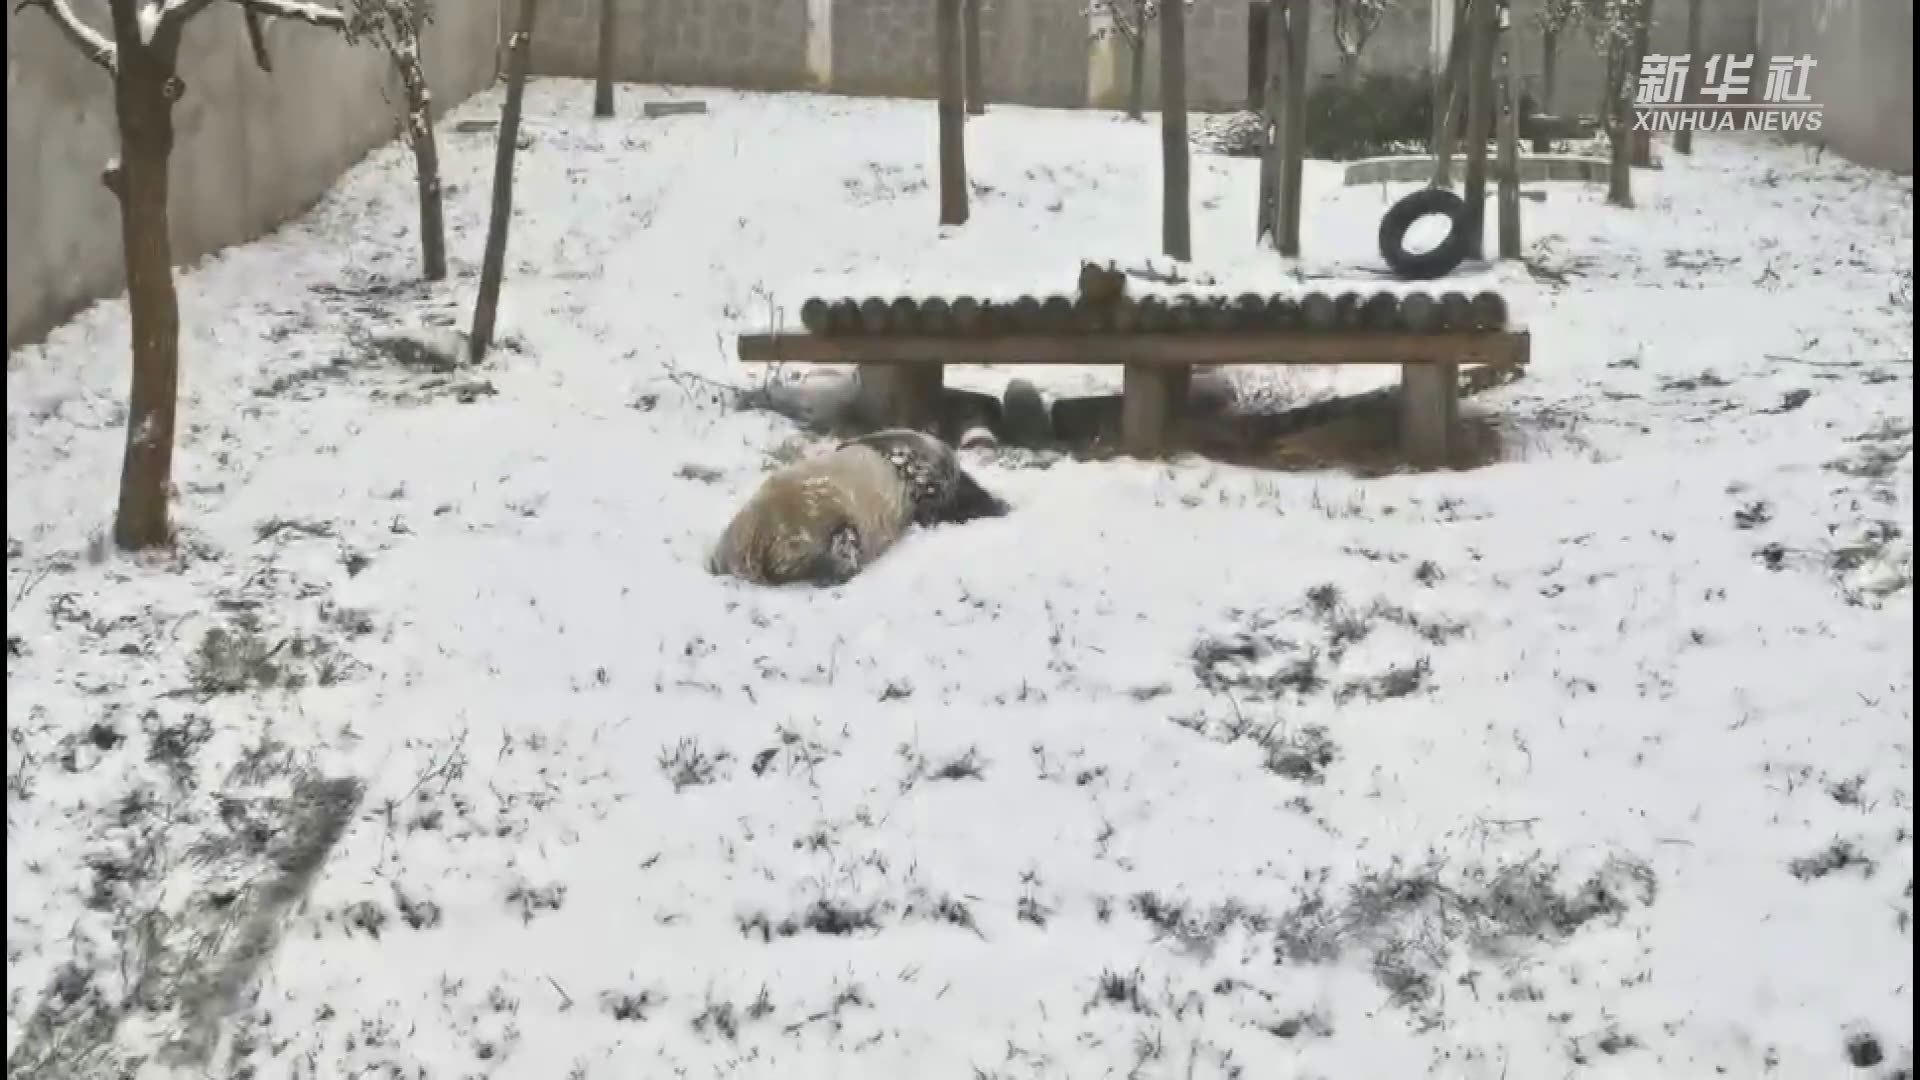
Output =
[{"x1": 707, "y1": 429, "x2": 1010, "y2": 587}]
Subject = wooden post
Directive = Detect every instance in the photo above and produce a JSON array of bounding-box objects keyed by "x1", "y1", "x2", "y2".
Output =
[
  {"x1": 1400, "y1": 363, "x2": 1458, "y2": 466},
  {"x1": 1277, "y1": 0, "x2": 1309, "y2": 257},
  {"x1": 1161, "y1": 0, "x2": 1191, "y2": 262},
  {"x1": 1461, "y1": 0, "x2": 1494, "y2": 260},
  {"x1": 964, "y1": 0, "x2": 985, "y2": 115},
  {"x1": 1123, "y1": 365, "x2": 1180, "y2": 456},
  {"x1": 1675, "y1": 0, "x2": 1701, "y2": 154},
  {"x1": 936, "y1": 0, "x2": 970, "y2": 226},
  {"x1": 1495, "y1": 0, "x2": 1521, "y2": 259}
]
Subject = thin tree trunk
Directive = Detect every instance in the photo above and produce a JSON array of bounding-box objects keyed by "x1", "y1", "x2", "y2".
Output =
[
  {"x1": 1462, "y1": 0, "x2": 1494, "y2": 258},
  {"x1": 1597, "y1": 44, "x2": 1615, "y2": 130},
  {"x1": 1127, "y1": 36, "x2": 1146, "y2": 120},
  {"x1": 936, "y1": 0, "x2": 969, "y2": 225},
  {"x1": 1337, "y1": 50, "x2": 1361, "y2": 86},
  {"x1": 1539, "y1": 24, "x2": 1558, "y2": 114},
  {"x1": 396, "y1": 16, "x2": 447, "y2": 281},
  {"x1": 1257, "y1": 4, "x2": 1284, "y2": 241},
  {"x1": 1160, "y1": 0, "x2": 1190, "y2": 260},
  {"x1": 110, "y1": 53, "x2": 184, "y2": 551},
  {"x1": 1430, "y1": 0, "x2": 1470, "y2": 187},
  {"x1": 1674, "y1": 0, "x2": 1700, "y2": 153},
  {"x1": 963, "y1": 0, "x2": 984, "y2": 114},
  {"x1": 472, "y1": 0, "x2": 538, "y2": 360},
  {"x1": 1628, "y1": 0, "x2": 1654, "y2": 166},
  {"x1": 593, "y1": 0, "x2": 615, "y2": 117},
  {"x1": 1604, "y1": 42, "x2": 1633, "y2": 206}
]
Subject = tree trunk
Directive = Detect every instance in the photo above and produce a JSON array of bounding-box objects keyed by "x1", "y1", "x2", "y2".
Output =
[
  {"x1": 1430, "y1": 0, "x2": 1470, "y2": 187},
  {"x1": 396, "y1": 15, "x2": 447, "y2": 281},
  {"x1": 1540, "y1": 24, "x2": 1558, "y2": 114},
  {"x1": 593, "y1": 0, "x2": 616, "y2": 117},
  {"x1": 1674, "y1": 0, "x2": 1700, "y2": 153},
  {"x1": 1160, "y1": 0, "x2": 1190, "y2": 260},
  {"x1": 936, "y1": 0, "x2": 969, "y2": 226},
  {"x1": 472, "y1": 0, "x2": 538, "y2": 361},
  {"x1": 1628, "y1": 0, "x2": 1654, "y2": 166},
  {"x1": 109, "y1": 51, "x2": 184, "y2": 552},
  {"x1": 1127, "y1": 36, "x2": 1146, "y2": 120},
  {"x1": 1462, "y1": 0, "x2": 1494, "y2": 258},
  {"x1": 1246, "y1": 0, "x2": 1269, "y2": 109},
  {"x1": 963, "y1": 0, "x2": 984, "y2": 114},
  {"x1": 1597, "y1": 44, "x2": 1614, "y2": 130},
  {"x1": 1256, "y1": 4, "x2": 1284, "y2": 241},
  {"x1": 1604, "y1": 42, "x2": 1633, "y2": 206},
  {"x1": 1337, "y1": 49, "x2": 1362, "y2": 87}
]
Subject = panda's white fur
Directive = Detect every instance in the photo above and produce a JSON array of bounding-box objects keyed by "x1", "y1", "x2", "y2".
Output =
[{"x1": 707, "y1": 429, "x2": 1007, "y2": 586}]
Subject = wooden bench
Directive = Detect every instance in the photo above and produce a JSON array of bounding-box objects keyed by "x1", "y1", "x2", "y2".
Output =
[{"x1": 736, "y1": 288, "x2": 1529, "y2": 466}]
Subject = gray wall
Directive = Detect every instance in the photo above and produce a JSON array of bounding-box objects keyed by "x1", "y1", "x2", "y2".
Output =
[
  {"x1": 525, "y1": 0, "x2": 1763, "y2": 120},
  {"x1": 530, "y1": 0, "x2": 815, "y2": 91},
  {"x1": 830, "y1": 0, "x2": 1089, "y2": 108},
  {"x1": 1756, "y1": 0, "x2": 1911, "y2": 175},
  {"x1": 6, "y1": 0, "x2": 502, "y2": 348}
]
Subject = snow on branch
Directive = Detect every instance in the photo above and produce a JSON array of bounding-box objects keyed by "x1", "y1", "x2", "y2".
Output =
[
  {"x1": 14, "y1": 0, "x2": 118, "y2": 73},
  {"x1": 1330, "y1": 0, "x2": 1397, "y2": 61},
  {"x1": 154, "y1": 0, "x2": 345, "y2": 37},
  {"x1": 231, "y1": 0, "x2": 347, "y2": 28},
  {"x1": 1082, "y1": 0, "x2": 1192, "y2": 46}
]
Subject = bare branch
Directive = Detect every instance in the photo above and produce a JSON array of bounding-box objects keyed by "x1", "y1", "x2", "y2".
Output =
[
  {"x1": 230, "y1": 0, "x2": 346, "y2": 28},
  {"x1": 154, "y1": 0, "x2": 345, "y2": 38},
  {"x1": 15, "y1": 0, "x2": 118, "y2": 74},
  {"x1": 243, "y1": 7, "x2": 273, "y2": 69}
]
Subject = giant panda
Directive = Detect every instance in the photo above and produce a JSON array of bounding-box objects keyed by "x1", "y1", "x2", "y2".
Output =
[{"x1": 706, "y1": 429, "x2": 1009, "y2": 587}]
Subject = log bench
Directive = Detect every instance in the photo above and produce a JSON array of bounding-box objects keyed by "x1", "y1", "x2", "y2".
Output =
[{"x1": 736, "y1": 288, "x2": 1530, "y2": 466}]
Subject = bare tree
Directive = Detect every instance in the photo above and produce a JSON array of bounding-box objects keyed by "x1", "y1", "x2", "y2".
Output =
[
  {"x1": 593, "y1": 0, "x2": 615, "y2": 117},
  {"x1": 936, "y1": 0, "x2": 969, "y2": 225},
  {"x1": 471, "y1": 0, "x2": 539, "y2": 360},
  {"x1": 1584, "y1": 0, "x2": 1648, "y2": 206},
  {"x1": 1084, "y1": 0, "x2": 1181, "y2": 121},
  {"x1": 1533, "y1": 0, "x2": 1580, "y2": 115},
  {"x1": 1160, "y1": 0, "x2": 1189, "y2": 259},
  {"x1": 345, "y1": 0, "x2": 447, "y2": 281},
  {"x1": 1328, "y1": 0, "x2": 1397, "y2": 84},
  {"x1": 14, "y1": 0, "x2": 346, "y2": 551}
]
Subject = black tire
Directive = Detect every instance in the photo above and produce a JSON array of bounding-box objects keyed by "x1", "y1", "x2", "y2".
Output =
[{"x1": 1378, "y1": 187, "x2": 1472, "y2": 281}]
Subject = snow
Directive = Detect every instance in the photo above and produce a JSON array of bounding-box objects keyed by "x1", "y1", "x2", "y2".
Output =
[{"x1": 6, "y1": 82, "x2": 1914, "y2": 1080}]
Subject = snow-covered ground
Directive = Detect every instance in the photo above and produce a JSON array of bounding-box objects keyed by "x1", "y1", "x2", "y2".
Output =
[{"x1": 6, "y1": 81, "x2": 1913, "y2": 1080}]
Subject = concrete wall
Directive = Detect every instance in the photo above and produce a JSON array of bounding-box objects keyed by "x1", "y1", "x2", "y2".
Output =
[
  {"x1": 1756, "y1": 0, "x2": 1911, "y2": 175},
  {"x1": 530, "y1": 0, "x2": 814, "y2": 91},
  {"x1": 525, "y1": 0, "x2": 1762, "y2": 121},
  {"x1": 6, "y1": 0, "x2": 502, "y2": 348},
  {"x1": 831, "y1": 0, "x2": 1089, "y2": 108}
]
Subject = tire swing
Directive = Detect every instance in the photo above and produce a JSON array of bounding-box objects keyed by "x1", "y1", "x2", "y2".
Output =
[{"x1": 1377, "y1": 187, "x2": 1472, "y2": 281}]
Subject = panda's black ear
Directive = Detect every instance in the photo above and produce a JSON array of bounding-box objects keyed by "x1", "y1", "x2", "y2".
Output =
[{"x1": 943, "y1": 469, "x2": 1010, "y2": 523}]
